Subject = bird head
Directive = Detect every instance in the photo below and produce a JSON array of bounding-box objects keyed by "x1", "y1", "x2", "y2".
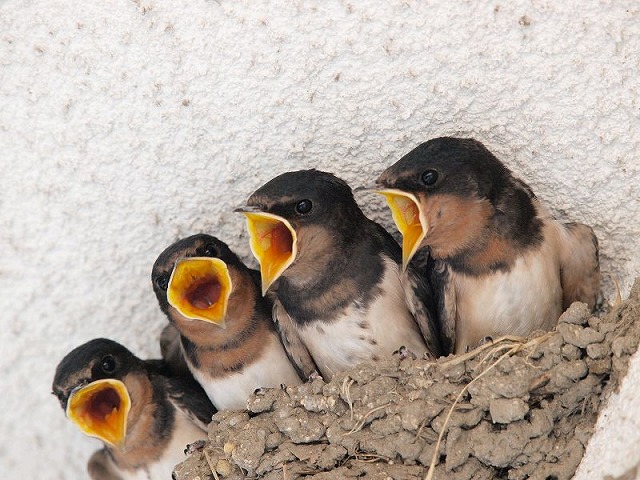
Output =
[
  {"x1": 52, "y1": 339, "x2": 139, "y2": 449},
  {"x1": 237, "y1": 169, "x2": 363, "y2": 294},
  {"x1": 152, "y1": 234, "x2": 247, "y2": 329},
  {"x1": 375, "y1": 137, "x2": 510, "y2": 267}
]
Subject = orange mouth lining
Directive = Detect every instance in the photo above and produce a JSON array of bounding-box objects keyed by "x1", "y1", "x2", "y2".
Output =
[
  {"x1": 241, "y1": 211, "x2": 298, "y2": 295},
  {"x1": 67, "y1": 379, "x2": 130, "y2": 447},
  {"x1": 376, "y1": 189, "x2": 428, "y2": 269},
  {"x1": 260, "y1": 221, "x2": 294, "y2": 265},
  {"x1": 82, "y1": 387, "x2": 121, "y2": 425},
  {"x1": 167, "y1": 257, "x2": 232, "y2": 324},
  {"x1": 185, "y1": 278, "x2": 222, "y2": 310}
]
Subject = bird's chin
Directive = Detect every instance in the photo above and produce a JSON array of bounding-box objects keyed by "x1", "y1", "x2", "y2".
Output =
[
  {"x1": 66, "y1": 379, "x2": 131, "y2": 448},
  {"x1": 167, "y1": 257, "x2": 232, "y2": 328},
  {"x1": 239, "y1": 210, "x2": 297, "y2": 295},
  {"x1": 375, "y1": 189, "x2": 428, "y2": 270}
]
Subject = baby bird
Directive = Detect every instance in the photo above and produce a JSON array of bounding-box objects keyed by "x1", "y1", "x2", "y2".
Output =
[
  {"x1": 52, "y1": 338, "x2": 215, "y2": 480},
  {"x1": 152, "y1": 234, "x2": 302, "y2": 410},
  {"x1": 376, "y1": 137, "x2": 601, "y2": 353},
  {"x1": 237, "y1": 169, "x2": 442, "y2": 381}
]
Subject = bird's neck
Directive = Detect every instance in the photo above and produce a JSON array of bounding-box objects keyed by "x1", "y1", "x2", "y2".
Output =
[
  {"x1": 108, "y1": 374, "x2": 173, "y2": 470},
  {"x1": 442, "y1": 183, "x2": 543, "y2": 275},
  {"x1": 277, "y1": 225, "x2": 385, "y2": 325},
  {"x1": 171, "y1": 268, "x2": 260, "y2": 348},
  {"x1": 173, "y1": 283, "x2": 275, "y2": 378}
]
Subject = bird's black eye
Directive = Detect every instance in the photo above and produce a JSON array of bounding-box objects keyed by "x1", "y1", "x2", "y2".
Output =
[
  {"x1": 295, "y1": 199, "x2": 312, "y2": 215},
  {"x1": 101, "y1": 355, "x2": 116, "y2": 374},
  {"x1": 203, "y1": 242, "x2": 220, "y2": 257},
  {"x1": 155, "y1": 274, "x2": 170, "y2": 291},
  {"x1": 421, "y1": 169, "x2": 439, "y2": 186}
]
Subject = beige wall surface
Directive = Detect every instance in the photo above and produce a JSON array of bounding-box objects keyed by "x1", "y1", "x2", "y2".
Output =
[{"x1": 1, "y1": 1, "x2": 638, "y2": 478}]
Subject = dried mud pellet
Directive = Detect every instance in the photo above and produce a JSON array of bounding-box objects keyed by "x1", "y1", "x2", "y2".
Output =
[
  {"x1": 558, "y1": 302, "x2": 591, "y2": 325},
  {"x1": 489, "y1": 398, "x2": 529, "y2": 424},
  {"x1": 557, "y1": 323, "x2": 605, "y2": 348},
  {"x1": 612, "y1": 336, "x2": 637, "y2": 357},
  {"x1": 586, "y1": 342, "x2": 609, "y2": 359},
  {"x1": 587, "y1": 356, "x2": 612, "y2": 375},
  {"x1": 562, "y1": 343, "x2": 582, "y2": 360},
  {"x1": 216, "y1": 459, "x2": 233, "y2": 476}
]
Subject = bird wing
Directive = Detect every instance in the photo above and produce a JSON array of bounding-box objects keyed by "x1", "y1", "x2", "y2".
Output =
[
  {"x1": 402, "y1": 263, "x2": 443, "y2": 358},
  {"x1": 374, "y1": 220, "x2": 449, "y2": 356},
  {"x1": 166, "y1": 376, "x2": 216, "y2": 430},
  {"x1": 272, "y1": 299, "x2": 319, "y2": 381},
  {"x1": 557, "y1": 222, "x2": 601, "y2": 311},
  {"x1": 88, "y1": 449, "x2": 123, "y2": 480},
  {"x1": 429, "y1": 258, "x2": 457, "y2": 355},
  {"x1": 159, "y1": 323, "x2": 192, "y2": 379}
]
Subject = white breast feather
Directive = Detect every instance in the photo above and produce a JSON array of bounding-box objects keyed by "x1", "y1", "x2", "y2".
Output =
[
  {"x1": 453, "y1": 221, "x2": 563, "y2": 351},
  {"x1": 120, "y1": 408, "x2": 206, "y2": 480},
  {"x1": 188, "y1": 334, "x2": 302, "y2": 410},
  {"x1": 299, "y1": 258, "x2": 428, "y2": 380}
]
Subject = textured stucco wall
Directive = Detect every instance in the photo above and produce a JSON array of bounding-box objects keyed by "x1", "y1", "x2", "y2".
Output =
[{"x1": 1, "y1": 1, "x2": 639, "y2": 478}]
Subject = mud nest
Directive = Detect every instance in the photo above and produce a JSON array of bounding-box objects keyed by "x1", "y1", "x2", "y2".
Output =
[{"x1": 175, "y1": 280, "x2": 640, "y2": 480}]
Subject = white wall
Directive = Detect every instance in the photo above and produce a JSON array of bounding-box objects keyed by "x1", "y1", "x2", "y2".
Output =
[{"x1": 1, "y1": 0, "x2": 638, "y2": 478}]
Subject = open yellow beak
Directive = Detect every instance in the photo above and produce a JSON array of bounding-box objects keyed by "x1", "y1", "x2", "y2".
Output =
[
  {"x1": 377, "y1": 189, "x2": 428, "y2": 270},
  {"x1": 167, "y1": 257, "x2": 232, "y2": 327},
  {"x1": 67, "y1": 379, "x2": 131, "y2": 448},
  {"x1": 241, "y1": 211, "x2": 297, "y2": 295}
]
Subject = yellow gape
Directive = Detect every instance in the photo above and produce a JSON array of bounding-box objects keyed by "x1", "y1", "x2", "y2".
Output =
[
  {"x1": 377, "y1": 189, "x2": 429, "y2": 270},
  {"x1": 67, "y1": 379, "x2": 131, "y2": 449},
  {"x1": 167, "y1": 257, "x2": 233, "y2": 327},
  {"x1": 242, "y1": 211, "x2": 297, "y2": 295}
]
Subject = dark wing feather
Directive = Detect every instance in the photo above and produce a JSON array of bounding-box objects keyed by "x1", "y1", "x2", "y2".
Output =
[
  {"x1": 166, "y1": 376, "x2": 216, "y2": 430},
  {"x1": 371, "y1": 220, "x2": 402, "y2": 263},
  {"x1": 159, "y1": 323, "x2": 192, "y2": 379},
  {"x1": 403, "y1": 261, "x2": 443, "y2": 358},
  {"x1": 429, "y1": 258, "x2": 456, "y2": 355},
  {"x1": 374, "y1": 221, "x2": 445, "y2": 357},
  {"x1": 272, "y1": 299, "x2": 319, "y2": 381}
]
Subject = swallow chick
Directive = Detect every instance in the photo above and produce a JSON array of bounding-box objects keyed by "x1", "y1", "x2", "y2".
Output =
[
  {"x1": 237, "y1": 169, "x2": 442, "y2": 382},
  {"x1": 152, "y1": 234, "x2": 302, "y2": 410},
  {"x1": 52, "y1": 338, "x2": 215, "y2": 480},
  {"x1": 376, "y1": 137, "x2": 601, "y2": 353}
]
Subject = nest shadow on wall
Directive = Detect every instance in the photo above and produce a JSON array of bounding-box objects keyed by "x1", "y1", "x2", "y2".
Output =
[{"x1": 174, "y1": 280, "x2": 640, "y2": 480}]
